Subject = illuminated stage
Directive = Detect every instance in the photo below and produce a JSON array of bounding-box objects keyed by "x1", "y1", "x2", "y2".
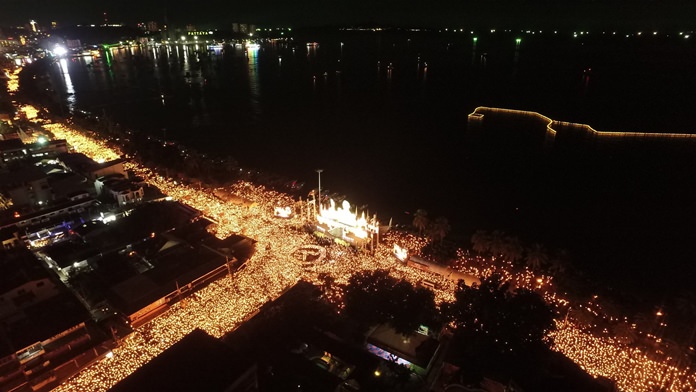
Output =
[{"x1": 314, "y1": 199, "x2": 380, "y2": 248}]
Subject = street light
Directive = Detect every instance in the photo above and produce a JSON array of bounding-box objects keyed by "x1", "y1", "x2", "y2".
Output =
[{"x1": 315, "y1": 169, "x2": 323, "y2": 209}]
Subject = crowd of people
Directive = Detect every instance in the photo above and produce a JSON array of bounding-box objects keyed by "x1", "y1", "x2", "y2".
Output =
[{"x1": 12, "y1": 99, "x2": 696, "y2": 391}]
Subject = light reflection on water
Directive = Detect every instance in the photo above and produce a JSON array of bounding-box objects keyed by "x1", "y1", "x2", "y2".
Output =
[
  {"x1": 48, "y1": 37, "x2": 696, "y2": 288},
  {"x1": 58, "y1": 58, "x2": 76, "y2": 112},
  {"x1": 246, "y1": 45, "x2": 261, "y2": 119}
]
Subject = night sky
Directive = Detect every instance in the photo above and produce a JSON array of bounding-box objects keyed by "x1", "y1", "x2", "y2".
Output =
[{"x1": 1, "y1": 0, "x2": 695, "y2": 30}]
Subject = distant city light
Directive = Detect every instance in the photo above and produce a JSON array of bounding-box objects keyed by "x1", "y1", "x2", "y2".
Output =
[{"x1": 53, "y1": 45, "x2": 68, "y2": 57}]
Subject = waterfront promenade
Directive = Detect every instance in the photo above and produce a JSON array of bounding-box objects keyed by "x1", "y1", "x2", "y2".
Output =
[{"x1": 14, "y1": 104, "x2": 696, "y2": 392}]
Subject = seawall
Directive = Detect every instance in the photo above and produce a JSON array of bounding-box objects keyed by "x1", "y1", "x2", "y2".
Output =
[{"x1": 467, "y1": 107, "x2": 696, "y2": 152}]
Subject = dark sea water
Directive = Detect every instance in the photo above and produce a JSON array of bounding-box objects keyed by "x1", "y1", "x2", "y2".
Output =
[{"x1": 51, "y1": 30, "x2": 696, "y2": 304}]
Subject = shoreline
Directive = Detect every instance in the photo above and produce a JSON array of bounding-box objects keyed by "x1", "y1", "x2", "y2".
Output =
[
  {"x1": 37, "y1": 102, "x2": 674, "y2": 308},
  {"x1": 14, "y1": 100, "x2": 696, "y2": 392}
]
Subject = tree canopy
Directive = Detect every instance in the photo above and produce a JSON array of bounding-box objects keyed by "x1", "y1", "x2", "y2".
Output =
[
  {"x1": 444, "y1": 274, "x2": 556, "y2": 354},
  {"x1": 342, "y1": 269, "x2": 440, "y2": 336}
]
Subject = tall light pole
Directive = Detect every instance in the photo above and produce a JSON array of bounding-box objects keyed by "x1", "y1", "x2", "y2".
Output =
[{"x1": 315, "y1": 169, "x2": 323, "y2": 212}]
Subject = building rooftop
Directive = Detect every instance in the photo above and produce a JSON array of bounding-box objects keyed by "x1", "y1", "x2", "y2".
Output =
[
  {"x1": 0, "y1": 290, "x2": 88, "y2": 356},
  {"x1": 0, "y1": 165, "x2": 46, "y2": 188},
  {"x1": 103, "y1": 243, "x2": 227, "y2": 316},
  {"x1": 57, "y1": 152, "x2": 95, "y2": 173},
  {"x1": 109, "y1": 328, "x2": 256, "y2": 392},
  {"x1": 1, "y1": 196, "x2": 95, "y2": 229},
  {"x1": 0, "y1": 138, "x2": 24, "y2": 152},
  {"x1": 109, "y1": 181, "x2": 140, "y2": 193},
  {"x1": 222, "y1": 281, "x2": 384, "y2": 391},
  {"x1": 47, "y1": 171, "x2": 91, "y2": 199},
  {"x1": 0, "y1": 247, "x2": 51, "y2": 295},
  {"x1": 73, "y1": 200, "x2": 201, "y2": 251},
  {"x1": 202, "y1": 232, "x2": 257, "y2": 261},
  {"x1": 72, "y1": 219, "x2": 108, "y2": 238},
  {"x1": 367, "y1": 324, "x2": 439, "y2": 369},
  {"x1": 43, "y1": 240, "x2": 101, "y2": 269},
  {"x1": 92, "y1": 158, "x2": 125, "y2": 171},
  {"x1": 26, "y1": 139, "x2": 67, "y2": 151},
  {"x1": 96, "y1": 173, "x2": 125, "y2": 182}
]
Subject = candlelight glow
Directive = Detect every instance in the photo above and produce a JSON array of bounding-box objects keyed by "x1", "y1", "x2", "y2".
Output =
[
  {"x1": 317, "y1": 199, "x2": 378, "y2": 240},
  {"x1": 12, "y1": 104, "x2": 693, "y2": 392}
]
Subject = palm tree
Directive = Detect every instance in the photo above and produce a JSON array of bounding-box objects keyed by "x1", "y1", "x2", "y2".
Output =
[
  {"x1": 569, "y1": 307, "x2": 596, "y2": 330},
  {"x1": 488, "y1": 230, "x2": 506, "y2": 257},
  {"x1": 613, "y1": 322, "x2": 638, "y2": 345},
  {"x1": 525, "y1": 243, "x2": 549, "y2": 272},
  {"x1": 501, "y1": 235, "x2": 524, "y2": 264},
  {"x1": 183, "y1": 151, "x2": 202, "y2": 178},
  {"x1": 633, "y1": 311, "x2": 654, "y2": 334},
  {"x1": 198, "y1": 156, "x2": 215, "y2": 183},
  {"x1": 547, "y1": 254, "x2": 569, "y2": 276},
  {"x1": 675, "y1": 290, "x2": 696, "y2": 346},
  {"x1": 222, "y1": 155, "x2": 239, "y2": 175},
  {"x1": 428, "y1": 217, "x2": 450, "y2": 245},
  {"x1": 471, "y1": 230, "x2": 491, "y2": 255},
  {"x1": 412, "y1": 209, "x2": 429, "y2": 236}
]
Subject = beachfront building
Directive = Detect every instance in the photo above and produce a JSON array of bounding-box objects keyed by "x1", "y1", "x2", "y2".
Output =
[
  {"x1": 0, "y1": 165, "x2": 53, "y2": 207},
  {"x1": 94, "y1": 174, "x2": 144, "y2": 206},
  {"x1": 58, "y1": 153, "x2": 126, "y2": 182},
  {"x1": 0, "y1": 248, "x2": 59, "y2": 318},
  {"x1": 0, "y1": 249, "x2": 97, "y2": 392}
]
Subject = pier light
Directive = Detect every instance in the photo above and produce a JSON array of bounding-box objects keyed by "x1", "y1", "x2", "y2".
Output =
[{"x1": 53, "y1": 45, "x2": 68, "y2": 57}]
